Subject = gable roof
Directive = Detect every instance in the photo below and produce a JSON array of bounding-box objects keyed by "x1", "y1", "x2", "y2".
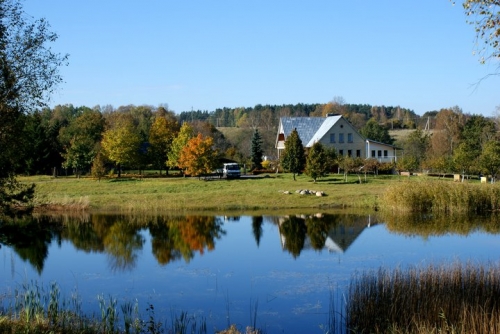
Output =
[
  {"x1": 280, "y1": 116, "x2": 339, "y2": 147},
  {"x1": 280, "y1": 117, "x2": 325, "y2": 146},
  {"x1": 305, "y1": 115, "x2": 342, "y2": 146}
]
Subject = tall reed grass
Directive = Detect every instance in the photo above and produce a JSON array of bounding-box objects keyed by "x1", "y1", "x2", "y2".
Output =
[
  {"x1": 346, "y1": 262, "x2": 500, "y2": 333},
  {"x1": 381, "y1": 179, "x2": 500, "y2": 214}
]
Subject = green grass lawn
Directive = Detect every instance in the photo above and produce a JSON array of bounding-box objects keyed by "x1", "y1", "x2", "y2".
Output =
[{"x1": 22, "y1": 172, "x2": 399, "y2": 214}]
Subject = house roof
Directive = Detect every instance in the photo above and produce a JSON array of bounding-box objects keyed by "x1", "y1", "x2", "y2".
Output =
[
  {"x1": 365, "y1": 138, "x2": 400, "y2": 149},
  {"x1": 305, "y1": 115, "x2": 342, "y2": 146},
  {"x1": 279, "y1": 115, "x2": 400, "y2": 150},
  {"x1": 280, "y1": 116, "x2": 339, "y2": 147}
]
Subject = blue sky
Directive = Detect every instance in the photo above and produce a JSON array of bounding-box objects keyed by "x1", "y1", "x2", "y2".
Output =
[{"x1": 23, "y1": 1, "x2": 499, "y2": 116}]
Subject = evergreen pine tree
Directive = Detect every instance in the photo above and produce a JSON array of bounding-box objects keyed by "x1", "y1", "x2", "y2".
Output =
[
  {"x1": 281, "y1": 129, "x2": 305, "y2": 180},
  {"x1": 305, "y1": 141, "x2": 328, "y2": 182},
  {"x1": 251, "y1": 129, "x2": 264, "y2": 170}
]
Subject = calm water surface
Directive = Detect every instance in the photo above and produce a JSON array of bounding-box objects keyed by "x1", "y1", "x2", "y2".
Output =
[{"x1": 1, "y1": 212, "x2": 500, "y2": 333}]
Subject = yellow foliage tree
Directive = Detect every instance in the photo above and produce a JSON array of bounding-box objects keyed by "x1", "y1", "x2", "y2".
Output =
[
  {"x1": 148, "y1": 115, "x2": 179, "y2": 175},
  {"x1": 101, "y1": 117, "x2": 141, "y2": 177},
  {"x1": 178, "y1": 134, "x2": 218, "y2": 177}
]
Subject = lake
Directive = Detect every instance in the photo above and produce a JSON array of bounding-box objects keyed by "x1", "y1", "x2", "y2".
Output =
[{"x1": 1, "y1": 212, "x2": 500, "y2": 333}]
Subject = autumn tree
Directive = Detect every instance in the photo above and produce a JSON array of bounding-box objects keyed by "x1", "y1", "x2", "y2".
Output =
[
  {"x1": 337, "y1": 156, "x2": 363, "y2": 183},
  {"x1": 178, "y1": 134, "x2": 219, "y2": 178},
  {"x1": 479, "y1": 140, "x2": 500, "y2": 182},
  {"x1": 0, "y1": 0, "x2": 68, "y2": 212},
  {"x1": 251, "y1": 129, "x2": 264, "y2": 170},
  {"x1": 305, "y1": 141, "x2": 329, "y2": 182},
  {"x1": 101, "y1": 116, "x2": 141, "y2": 177},
  {"x1": 91, "y1": 149, "x2": 107, "y2": 182},
  {"x1": 363, "y1": 158, "x2": 381, "y2": 179},
  {"x1": 453, "y1": 142, "x2": 478, "y2": 181},
  {"x1": 281, "y1": 129, "x2": 305, "y2": 180},
  {"x1": 191, "y1": 120, "x2": 231, "y2": 154},
  {"x1": 167, "y1": 122, "x2": 194, "y2": 172},
  {"x1": 462, "y1": 0, "x2": 500, "y2": 68},
  {"x1": 148, "y1": 112, "x2": 179, "y2": 175},
  {"x1": 428, "y1": 107, "x2": 465, "y2": 159}
]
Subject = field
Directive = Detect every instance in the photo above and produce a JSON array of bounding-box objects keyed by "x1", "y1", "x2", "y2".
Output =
[{"x1": 24, "y1": 172, "x2": 394, "y2": 214}]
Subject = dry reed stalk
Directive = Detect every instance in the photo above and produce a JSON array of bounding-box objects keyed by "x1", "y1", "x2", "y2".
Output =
[
  {"x1": 381, "y1": 180, "x2": 500, "y2": 215},
  {"x1": 346, "y1": 262, "x2": 500, "y2": 333}
]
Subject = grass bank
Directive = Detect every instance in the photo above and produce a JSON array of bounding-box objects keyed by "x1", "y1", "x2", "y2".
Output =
[{"x1": 24, "y1": 173, "x2": 392, "y2": 213}]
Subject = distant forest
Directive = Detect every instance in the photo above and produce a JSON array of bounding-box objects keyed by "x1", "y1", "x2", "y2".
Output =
[{"x1": 178, "y1": 102, "x2": 433, "y2": 130}]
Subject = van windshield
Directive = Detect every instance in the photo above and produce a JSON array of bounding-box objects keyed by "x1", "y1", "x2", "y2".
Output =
[{"x1": 226, "y1": 165, "x2": 239, "y2": 170}]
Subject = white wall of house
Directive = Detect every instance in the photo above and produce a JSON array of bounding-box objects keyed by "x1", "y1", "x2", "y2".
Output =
[
  {"x1": 365, "y1": 140, "x2": 397, "y2": 163},
  {"x1": 315, "y1": 118, "x2": 366, "y2": 158},
  {"x1": 276, "y1": 116, "x2": 399, "y2": 163}
]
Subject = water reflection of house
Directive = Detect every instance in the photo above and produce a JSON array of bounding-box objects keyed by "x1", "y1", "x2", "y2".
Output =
[{"x1": 276, "y1": 214, "x2": 377, "y2": 254}]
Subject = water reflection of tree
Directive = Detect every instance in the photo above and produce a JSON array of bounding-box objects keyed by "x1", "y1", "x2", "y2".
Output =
[
  {"x1": 0, "y1": 216, "x2": 61, "y2": 274},
  {"x1": 280, "y1": 216, "x2": 307, "y2": 258},
  {"x1": 384, "y1": 213, "x2": 500, "y2": 237},
  {"x1": 252, "y1": 216, "x2": 263, "y2": 247},
  {"x1": 305, "y1": 214, "x2": 340, "y2": 250},
  {"x1": 63, "y1": 220, "x2": 105, "y2": 252},
  {"x1": 103, "y1": 221, "x2": 145, "y2": 272},
  {"x1": 149, "y1": 215, "x2": 225, "y2": 265}
]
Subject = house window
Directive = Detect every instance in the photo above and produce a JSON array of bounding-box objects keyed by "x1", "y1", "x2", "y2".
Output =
[
  {"x1": 339, "y1": 133, "x2": 344, "y2": 143},
  {"x1": 348, "y1": 133, "x2": 353, "y2": 143},
  {"x1": 330, "y1": 133, "x2": 335, "y2": 143},
  {"x1": 378, "y1": 150, "x2": 382, "y2": 157},
  {"x1": 384, "y1": 150, "x2": 388, "y2": 157},
  {"x1": 348, "y1": 150, "x2": 352, "y2": 157},
  {"x1": 339, "y1": 149, "x2": 344, "y2": 156},
  {"x1": 371, "y1": 150, "x2": 376, "y2": 158},
  {"x1": 356, "y1": 150, "x2": 361, "y2": 157}
]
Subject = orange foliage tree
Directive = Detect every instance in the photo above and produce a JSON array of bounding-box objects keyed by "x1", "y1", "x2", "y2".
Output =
[{"x1": 178, "y1": 134, "x2": 219, "y2": 177}]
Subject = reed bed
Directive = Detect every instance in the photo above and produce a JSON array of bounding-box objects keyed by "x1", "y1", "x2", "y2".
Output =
[
  {"x1": 346, "y1": 262, "x2": 500, "y2": 334},
  {"x1": 381, "y1": 179, "x2": 500, "y2": 214}
]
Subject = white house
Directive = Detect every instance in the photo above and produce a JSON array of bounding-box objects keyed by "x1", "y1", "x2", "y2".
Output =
[{"x1": 276, "y1": 114, "x2": 399, "y2": 163}]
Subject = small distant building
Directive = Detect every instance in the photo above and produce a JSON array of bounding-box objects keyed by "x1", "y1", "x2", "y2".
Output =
[{"x1": 276, "y1": 114, "x2": 399, "y2": 163}]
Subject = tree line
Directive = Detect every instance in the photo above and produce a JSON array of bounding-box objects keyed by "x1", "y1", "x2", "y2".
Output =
[
  {"x1": 179, "y1": 100, "x2": 422, "y2": 130},
  {"x1": 397, "y1": 107, "x2": 500, "y2": 181}
]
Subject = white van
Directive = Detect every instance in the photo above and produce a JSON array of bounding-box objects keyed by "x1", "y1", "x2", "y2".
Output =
[{"x1": 222, "y1": 163, "x2": 241, "y2": 178}]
